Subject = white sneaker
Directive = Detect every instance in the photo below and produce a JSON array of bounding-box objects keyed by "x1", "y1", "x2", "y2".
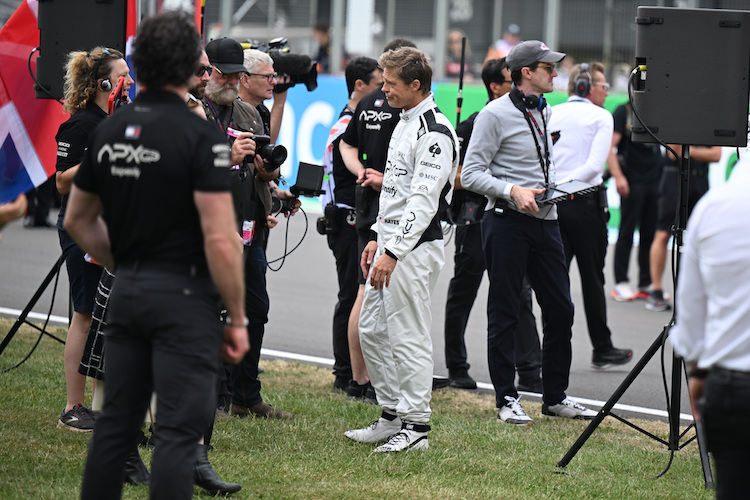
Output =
[
  {"x1": 542, "y1": 397, "x2": 597, "y2": 420},
  {"x1": 497, "y1": 396, "x2": 534, "y2": 426},
  {"x1": 611, "y1": 282, "x2": 635, "y2": 302},
  {"x1": 373, "y1": 423, "x2": 430, "y2": 453},
  {"x1": 345, "y1": 413, "x2": 402, "y2": 443}
]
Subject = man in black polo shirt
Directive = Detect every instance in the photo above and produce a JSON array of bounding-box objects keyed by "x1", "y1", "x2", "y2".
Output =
[
  {"x1": 609, "y1": 100, "x2": 664, "y2": 303},
  {"x1": 338, "y1": 38, "x2": 416, "y2": 400},
  {"x1": 320, "y1": 56, "x2": 382, "y2": 392},
  {"x1": 65, "y1": 13, "x2": 247, "y2": 499}
]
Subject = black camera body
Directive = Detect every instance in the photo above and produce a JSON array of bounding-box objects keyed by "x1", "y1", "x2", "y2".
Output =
[{"x1": 226, "y1": 128, "x2": 287, "y2": 172}]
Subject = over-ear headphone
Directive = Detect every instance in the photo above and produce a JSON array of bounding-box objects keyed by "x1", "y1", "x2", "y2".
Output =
[
  {"x1": 100, "y1": 78, "x2": 112, "y2": 92},
  {"x1": 574, "y1": 63, "x2": 591, "y2": 98},
  {"x1": 510, "y1": 86, "x2": 546, "y2": 111}
]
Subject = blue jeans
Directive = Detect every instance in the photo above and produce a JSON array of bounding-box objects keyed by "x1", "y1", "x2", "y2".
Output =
[{"x1": 481, "y1": 209, "x2": 573, "y2": 407}]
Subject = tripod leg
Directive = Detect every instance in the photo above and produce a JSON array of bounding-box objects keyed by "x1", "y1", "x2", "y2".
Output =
[
  {"x1": 678, "y1": 359, "x2": 715, "y2": 489},
  {"x1": 0, "y1": 253, "x2": 65, "y2": 357},
  {"x1": 557, "y1": 325, "x2": 669, "y2": 468}
]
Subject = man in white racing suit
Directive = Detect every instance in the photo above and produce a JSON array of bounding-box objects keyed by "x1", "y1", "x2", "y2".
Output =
[{"x1": 344, "y1": 47, "x2": 458, "y2": 453}]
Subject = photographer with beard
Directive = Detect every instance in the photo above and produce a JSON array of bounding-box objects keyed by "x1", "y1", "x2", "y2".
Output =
[{"x1": 202, "y1": 38, "x2": 291, "y2": 420}]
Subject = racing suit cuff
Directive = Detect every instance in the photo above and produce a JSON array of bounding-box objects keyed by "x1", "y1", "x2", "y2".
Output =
[
  {"x1": 384, "y1": 248, "x2": 399, "y2": 261},
  {"x1": 369, "y1": 230, "x2": 378, "y2": 242}
]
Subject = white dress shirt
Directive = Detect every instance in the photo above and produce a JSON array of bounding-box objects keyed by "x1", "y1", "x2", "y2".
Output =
[
  {"x1": 548, "y1": 95, "x2": 613, "y2": 185},
  {"x1": 671, "y1": 164, "x2": 750, "y2": 372}
]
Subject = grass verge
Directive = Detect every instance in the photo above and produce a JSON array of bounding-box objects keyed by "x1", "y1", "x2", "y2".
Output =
[{"x1": 0, "y1": 319, "x2": 713, "y2": 499}]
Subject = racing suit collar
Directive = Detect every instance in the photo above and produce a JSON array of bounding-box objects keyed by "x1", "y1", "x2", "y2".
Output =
[{"x1": 400, "y1": 92, "x2": 436, "y2": 122}]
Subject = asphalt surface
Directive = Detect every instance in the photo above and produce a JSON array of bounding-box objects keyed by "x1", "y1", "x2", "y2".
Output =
[{"x1": 0, "y1": 207, "x2": 690, "y2": 428}]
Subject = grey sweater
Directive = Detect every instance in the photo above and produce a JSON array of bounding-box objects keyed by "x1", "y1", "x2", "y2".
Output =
[{"x1": 461, "y1": 93, "x2": 557, "y2": 220}]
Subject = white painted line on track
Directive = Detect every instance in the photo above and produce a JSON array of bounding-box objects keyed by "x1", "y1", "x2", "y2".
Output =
[{"x1": 1, "y1": 308, "x2": 694, "y2": 422}]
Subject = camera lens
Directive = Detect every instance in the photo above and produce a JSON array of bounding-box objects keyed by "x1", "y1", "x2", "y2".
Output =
[{"x1": 258, "y1": 144, "x2": 287, "y2": 166}]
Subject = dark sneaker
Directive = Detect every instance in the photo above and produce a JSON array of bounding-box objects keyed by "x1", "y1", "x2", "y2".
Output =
[
  {"x1": 645, "y1": 290, "x2": 672, "y2": 312},
  {"x1": 592, "y1": 347, "x2": 634, "y2": 370},
  {"x1": 57, "y1": 403, "x2": 95, "y2": 432},
  {"x1": 449, "y1": 372, "x2": 477, "y2": 390},
  {"x1": 347, "y1": 381, "x2": 377, "y2": 404},
  {"x1": 332, "y1": 376, "x2": 350, "y2": 394},
  {"x1": 432, "y1": 376, "x2": 451, "y2": 390},
  {"x1": 542, "y1": 398, "x2": 597, "y2": 420},
  {"x1": 229, "y1": 402, "x2": 293, "y2": 419}
]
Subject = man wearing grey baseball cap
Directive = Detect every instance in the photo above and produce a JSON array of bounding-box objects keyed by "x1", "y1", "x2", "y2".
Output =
[{"x1": 461, "y1": 40, "x2": 598, "y2": 426}]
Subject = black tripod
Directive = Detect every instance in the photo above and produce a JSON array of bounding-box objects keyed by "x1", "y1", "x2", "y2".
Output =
[
  {"x1": 556, "y1": 146, "x2": 714, "y2": 489},
  {"x1": 0, "y1": 253, "x2": 67, "y2": 361}
]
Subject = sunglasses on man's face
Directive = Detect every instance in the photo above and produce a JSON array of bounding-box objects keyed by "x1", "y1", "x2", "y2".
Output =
[{"x1": 195, "y1": 65, "x2": 213, "y2": 77}]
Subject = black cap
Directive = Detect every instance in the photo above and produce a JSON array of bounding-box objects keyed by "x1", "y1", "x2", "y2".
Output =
[{"x1": 205, "y1": 38, "x2": 248, "y2": 75}]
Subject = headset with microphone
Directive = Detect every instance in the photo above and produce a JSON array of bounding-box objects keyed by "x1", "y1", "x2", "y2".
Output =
[
  {"x1": 573, "y1": 63, "x2": 591, "y2": 97},
  {"x1": 99, "y1": 78, "x2": 112, "y2": 92}
]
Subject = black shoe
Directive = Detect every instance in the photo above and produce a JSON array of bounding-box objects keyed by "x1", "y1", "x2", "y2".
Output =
[
  {"x1": 332, "y1": 376, "x2": 350, "y2": 394},
  {"x1": 57, "y1": 404, "x2": 95, "y2": 432},
  {"x1": 347, "y1": 381, "x2": 377, "y2": 404},
  {"x1": 517, "y1": 378, "x2": 543, "y2": 393},
  {"x1": 592, "y1": 347, "x2": 634, "y2": 370},
  {"x1": 432, "y1": 376, "x2": 451, "y2": 390},
  {"x1": 194, "y1": 444, "x2": 242, "y2": 495},
  {"x1": 124, "y1": 449, "x2": 151, "y2": 486},
  {"x1": 448, "y1": 372, "x2": 477, "y2": 390},
  {"x1": 229, "y1": 402, "x2": 293, "y2": 419},
  {"x1": 35, "y1": 218, "x2": 55, "y2": 228}
]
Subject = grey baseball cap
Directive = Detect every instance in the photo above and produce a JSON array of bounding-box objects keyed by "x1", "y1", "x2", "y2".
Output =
[{"x1": 506, "y1": 40, "x2": 565, "y2": 72}]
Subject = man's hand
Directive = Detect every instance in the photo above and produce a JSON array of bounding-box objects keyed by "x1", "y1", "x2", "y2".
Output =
[
  {"x1": 230, "y1": 132, "x2": 256, "y2": 166},
  {"x1": 275, "y1": 189, "x2": 301, "y2": 217},
  {"x1": 510, "y1": 185, "x2": 545, "y2": 214},
  {"x1": 454, "y1": 165, "x2": 464, "y2": 190},
  {"x1": 361, "y1": 240, "x2": 378, "y2": 280},
  {"x1": 255, "y1": 155, "x2": 278, "y2": 182},
  {"x1": 369, "y1": 252, "x2": 397, "y2": 290},
  {"x1": 221, "y1": 325, "x2": 250, "y2": 363},
  {"x1": 687, "y1": 376, "x2": 705, "y2": 423},
  {"x1": 614, "y1": 174, "x2": 630, "y2": 197},
  {"x1": 267, "y1": 214, "x2": 279, "y2": 229},
  {"x1": 360, "y1": 168, "x2": 383, "y2": 191}
]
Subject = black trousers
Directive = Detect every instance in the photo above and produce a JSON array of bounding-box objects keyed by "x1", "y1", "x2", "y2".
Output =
[
  {"x1": 482, "y1": 209, "x2": 573, "y2": 407},
  {"x1": 613, "y1": 181, "x2": 658, "y2": 288},
  {"x1": 24, "y1": 175, "x2": 56, "y2": 224},
  {"x1": 230, "y1": 239, "x2": 270, "y2": 408},
  {"x1": 701, "y1": 368, "x2": 750, "y2": 500},
  {"x1": 81, "y1": 266, "x2": 222, "y2": 500},
  {"x1": 557, "y1": 196, "x2": 614, "y2": 354},
  {"x1": 444, "y1": 223, "x2": 541, "y2": 382},
  {"x1": 325, "y1": 207, "x2": 358, "y2": 380}
]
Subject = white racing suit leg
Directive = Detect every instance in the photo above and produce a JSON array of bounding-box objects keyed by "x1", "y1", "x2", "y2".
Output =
[{"x1": 359, "y1": 240, "x2": 444, "y2": 424}]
